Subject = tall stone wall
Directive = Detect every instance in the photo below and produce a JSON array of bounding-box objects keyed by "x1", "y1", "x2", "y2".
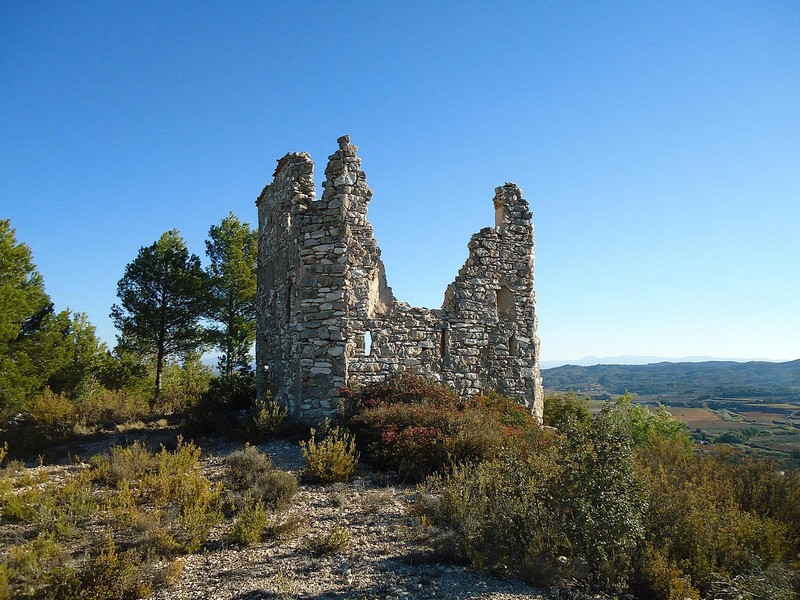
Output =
[{"x1": 256, "y1": 136, "x2": 543, "y2": 423}]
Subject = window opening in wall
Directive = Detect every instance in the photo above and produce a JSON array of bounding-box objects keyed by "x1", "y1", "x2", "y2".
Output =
[
  {"x1": 495, "y1": 204, "x2": 509, "y2": 228},
  {"x1": 496, "y1": 286, "x2": 516, "y2": 320},
  {"x1": 509, "y1": 334, "x2": 518, "y2": 356},
  {"x1": 364, "y1": 331, "x2": 372, "y2": 356},
  {"x1": 440, "y1": 329, "x2": 448, "y2": 357}
]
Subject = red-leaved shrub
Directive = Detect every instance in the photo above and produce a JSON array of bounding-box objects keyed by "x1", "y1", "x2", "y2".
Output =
[{"x1": 340, "y1": 374, "x2": 538, "y2": 481}]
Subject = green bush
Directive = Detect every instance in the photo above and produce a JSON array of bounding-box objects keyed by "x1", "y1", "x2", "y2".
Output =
[
  {"x1": 76, "y1": 388, "x2": 150, "y2": 427},
  {"x1": 223, "y1": 445, "x2": 297, "y2": 509},
  {"x1": 24, "y1": 388, "x2": 77, "y2": 436},
  {"x1": 1, "y1": 533, "x2": 152, "y2": 600},
  {"x1": 634, "y1": 442, "x2": 796, "y2": 597},
  {"x1": 636, "y1": 545, "x2": 700, "y2": 600},
  {"x1": 543, "y1": 392, "x2": 591, "y2": 430},
  {"x1": 419, "y1": 412, "x2": 644, "y2": 591},
  {"x1": 227, "y1": 498, "x2": 268, "y2": 546},
  {"x1": 305, "y1": 522, "x2": 350, "y2": 556},
  {"x1": 252, "y1": 394, "x2": 288, "y2": 438},
  {"x1": 608, "y1": 393, "x2": 693, "y2": 450},
  {"x1": 300, "y1": 425, "x2": 359, "y2": 484},
  {"x1": 157, "y1": 357, "x2": 213, "y2": 415},
  {"x1": 92, "y1": 441, "x2": 154, "y2": 486},
  {"x1": 224, "y1": 444, "x2": 274, "y2": 488},
  {"x1": 89, "y1": 437, "x2": 222, "y2": 556},
  {"x1": 22, "y1": 383, "x2": 153, "y2": 438},
  {"x1": 183, "y1": 372, "x2": 255, "y2": 435},
  {"x1": 716, "y1": 429, "x2": 748, "y2": 444}
]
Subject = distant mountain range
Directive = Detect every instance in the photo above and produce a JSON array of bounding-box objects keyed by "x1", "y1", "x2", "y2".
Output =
[
  {"x1": 539, "y1": 356, "x2": 790, "y2": 369},
  {"x1": 542, "y1": 359, "x2": 800, "y2": 400}
]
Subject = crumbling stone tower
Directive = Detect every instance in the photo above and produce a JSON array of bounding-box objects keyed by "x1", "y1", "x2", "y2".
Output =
[{"x1": 256, "y1": 136, "x2": 543, "y2": 423}]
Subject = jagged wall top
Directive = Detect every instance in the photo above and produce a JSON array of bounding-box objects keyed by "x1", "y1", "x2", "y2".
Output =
[{"x1": 255, "y1": 136, "x2": 544, "y2": 423}]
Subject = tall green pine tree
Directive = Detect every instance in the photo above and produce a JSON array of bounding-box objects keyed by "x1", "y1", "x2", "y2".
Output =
[
  {"x1": 0, "y1": 219, "x2": 77, "y2": 410},
  {"x1": 111, "y1": 230, "x2": 207, "y2": 394},
  {"x1": 205, "y1": 213, "x2": 258, "y2": 380}
]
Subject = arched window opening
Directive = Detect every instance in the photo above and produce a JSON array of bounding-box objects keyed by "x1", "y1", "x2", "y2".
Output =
[
  {"x1": 496, "y1": 286, "x2": 516, "y2": 320},
  {"x1": 364, "y1": 331, "x2": 372, "y2": 356},
  {"x1": 440, "y1": 329, "x2": 448, "y2": 357}
]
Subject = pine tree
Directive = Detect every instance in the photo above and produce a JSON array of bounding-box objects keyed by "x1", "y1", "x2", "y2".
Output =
[
  {"x1": 205, "y1": 213, "x2": 258, "y2": 379},
  {"x1": 111, "y1": 230, "x2": 207, "y2": 394},
  {"x1": 0, "y1": 219, "x2": 73, "y2": 410}
]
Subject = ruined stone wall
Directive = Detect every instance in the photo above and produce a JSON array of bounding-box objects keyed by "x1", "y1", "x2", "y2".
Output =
[{"x1": 256, "y1": 136, "x2": 543, "y2": 423}]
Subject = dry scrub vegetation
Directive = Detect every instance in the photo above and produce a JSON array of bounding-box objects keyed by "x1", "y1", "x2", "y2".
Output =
[
  {"x1": 0, "y1": 438, "x2": 299, "y2": 599},
  {"x1": 1, "y1": 375, "x2": 799, "y2": 600}
]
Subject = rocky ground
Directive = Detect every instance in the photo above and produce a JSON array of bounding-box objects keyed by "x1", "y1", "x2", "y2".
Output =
[
  {"x1": 6, "y1": 427, "x2": 615, "y2": 599},
  {"x1": 145, "y1": 436, "x2": 548, "y2": 600}
]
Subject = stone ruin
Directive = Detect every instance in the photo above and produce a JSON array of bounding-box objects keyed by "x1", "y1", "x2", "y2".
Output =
[{"x1": 255, "y1": 136, "x2": 543, "y2": 424}]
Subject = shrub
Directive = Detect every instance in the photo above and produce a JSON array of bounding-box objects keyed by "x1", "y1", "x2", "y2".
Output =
[
  {"x1": 704, "y1": 562, "x2": 800, "y2": 600},
  {"x1": 2, "y1": 533, "x2": 151, "y2": 600},
  {"x1": 418, "y1": 413, "x2": 644, "y2": 591},
  {"x1": 76, "y1": 388, "x2": 150, "y2": 427},
  {"x1": 227, "y1": 498, "x2": 268, "y2": 546},
  {"x1": 89, "y1": 437, "x2": 222, "y2": 556},
  {"x1": 1, "y1": 485, "x2": 41, "y2": 524},
  {"x1": 224, "y1": 445, "x2": 297, "y2": 509},
  {"x1": 636, "y1": 545, "x2": 700, "y2": 600},
  {"x1": 634, "y1": 444, "x2": 793, "y2": 596},
  {"x1": 0, "y1": 439, "x2": 217, "y2": 599},
  {"x1": 305, "y1": 522, "x2": 350, "y2": 556},
  {"x1": 342, "y1": 375, "x2": 538, "y2": 481},
  {"x1": 94, "y1": 441, "x2": 154, "y2": 486},
  {"x1": 224, "y1": 444, "x2": 274, "y2": 488},
  {"x1": 263, "y1": 512, "x2": 303, "y2": 541},
  {"x1": 543, "y1": 392, "x2": 591, "y2": 430},
  {"x1": 171, "y1": 469, "x2": 221, "y2": 553},
  {"x1": 300, "y1": 426, "x2": 359, "y2": 483},
  {"x1": 157, "y1": 357, "x2": 213, "y2": 415},
  {"x1": 50, "y1": 470, "x2": 98, "y2": 531},
  {"x1": 609, "y1": 393, "x2": 693, "y2": 450},
  {"x1": 340, "y1": 372, "x2": 460, "y2": 415},
  {"x1": 252, "y1": 394, "x2": 288, "y2": 437},
  {"x1": 729, "y1": 455, "x2": 800, "y2": 547},
  {"x1": 52, "y1": 536, "x2": 151, "y2": 599},
  {"x1": 554, "y1": 411, "x2": 646, "y2": 588},
  {"x1": 186, "y1": 372, "x2": 256, "y2": 434},
  {"x1": 24, "y1": 385, "x2": 156, "y2": 436},
  {"x1": 716, "y1": 429, "x2": 748, "y2": 444},
  {"x1": 2, "y1": 533, "x2": 67, "y2": 598},
  {"x1": 25, "y1": 388, "x2": 77, "y2": 436},
  {"x1": 253, "y1": 468, "x2": 298, "y2": 510}
]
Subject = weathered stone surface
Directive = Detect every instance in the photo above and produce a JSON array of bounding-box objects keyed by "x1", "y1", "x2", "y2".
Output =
[{"x1": 255, "y1": 136, "x2": 543, "y2": 424}]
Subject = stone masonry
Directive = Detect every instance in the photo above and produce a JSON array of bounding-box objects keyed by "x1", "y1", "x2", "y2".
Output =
[{"x1": 255, "y1": 136, "x2": 543, "y2": 424}]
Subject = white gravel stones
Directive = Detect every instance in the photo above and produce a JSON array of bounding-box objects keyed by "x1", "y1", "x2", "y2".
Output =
[{"x1": 148, "y1": 439, "x2": 546, "y2": 600}]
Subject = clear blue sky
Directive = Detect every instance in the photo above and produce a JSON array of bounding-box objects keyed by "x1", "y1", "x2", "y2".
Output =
[{"x1": 2, "y1": 2, "x2": 798, "y2": 364}]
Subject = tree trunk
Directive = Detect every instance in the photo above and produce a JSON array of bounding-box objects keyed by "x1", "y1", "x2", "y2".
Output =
[{"x1": 155, "y1": 344, "x2": 164, "y2": 394}]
